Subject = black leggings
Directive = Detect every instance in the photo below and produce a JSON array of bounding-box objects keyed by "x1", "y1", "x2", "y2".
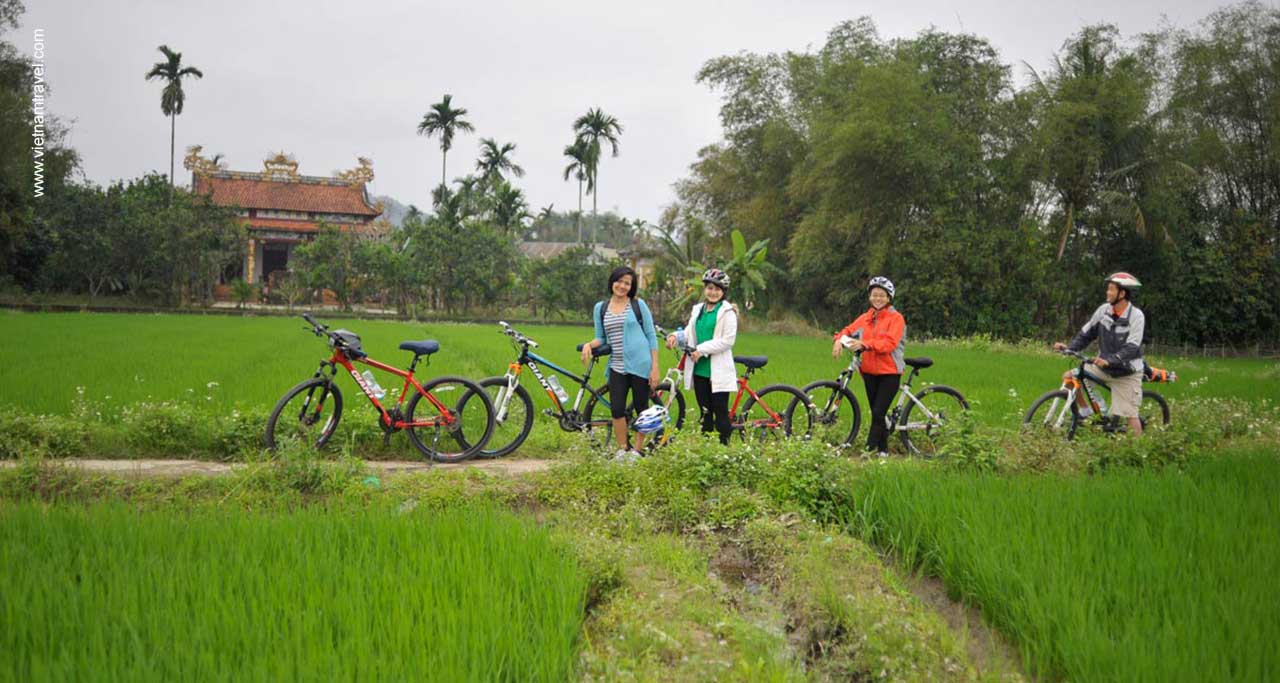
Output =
[
  {"x1": 693, "y1": 375, "x2": 732, "y2": 445},
  {"x1": 862, "y1": 373, "x2": 901, "y2": 452},
  {"x1": 608, "y1": 371, "x2": 650, "y2": 419}
]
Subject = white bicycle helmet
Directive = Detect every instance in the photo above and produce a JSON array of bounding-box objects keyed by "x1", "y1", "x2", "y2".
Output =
[
  {"x1": 702, "y1": 268, "x2": 730, "y2": 289},
  {"x1": 633, "y1": 405, "x2": 669, "y2": 434},
  {"x1": 1104, "y1": 272, "x2": 1141, "y2": 292},
  {"x1": 868, "y1": 276, "x2": 895, "y2": 300}
]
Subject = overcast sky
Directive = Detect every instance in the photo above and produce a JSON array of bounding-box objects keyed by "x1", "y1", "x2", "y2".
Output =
[{"x1": 20, "y1": 0, "x2": 1246, "y2": 224}]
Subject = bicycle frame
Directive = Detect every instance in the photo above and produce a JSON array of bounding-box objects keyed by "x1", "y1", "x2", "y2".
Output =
[
  {"x1": 320, "y1": 348, "x2": 457, "y2": 430},
  {"x1": 492, "y1": 335, "x2": 613, "y2": 425},
  {"x1": 729, "y1": 368, "x2": 786, "y2": 426},
  {"x1": 828, "y1": 352, "x2": 943, "y2": 432}
]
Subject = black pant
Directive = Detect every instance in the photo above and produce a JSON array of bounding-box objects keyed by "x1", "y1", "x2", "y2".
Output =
[
  {"x1": 693, "y1": 375, "x2": 732, "y2": 445},
  {"x1": 862, "y1": 373, "x2": 901, "y2": 452},
  {"x1": 608, "y1": 371, "x2": 650, "y2": 419}
]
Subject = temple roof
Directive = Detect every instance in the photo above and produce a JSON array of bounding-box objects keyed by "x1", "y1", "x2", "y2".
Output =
[{"x1": 194, "y1": 173, "x2": 381, "y2": 217}]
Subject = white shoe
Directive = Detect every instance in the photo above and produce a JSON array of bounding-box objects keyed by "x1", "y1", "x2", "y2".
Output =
[
  {"x1": 627, "y1": 449, "x2": 643, "y2": 460},
  {"x1": 877, "y1": 451, "x2": 890, "y2": 459},
  {"x1": 1076, "y1": 406, "x2": 1093, "y2": 418},
  {"x1": 613, "y1": 449, "x2": 628, "y2": 462}
]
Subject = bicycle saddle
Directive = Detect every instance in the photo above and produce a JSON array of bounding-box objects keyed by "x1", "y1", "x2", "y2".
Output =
[
  {"x1": 399, "y1": 340, "x2": 440, "y2": 356},
  {"x1": 734, "y1": 355, "x2": 768, "y2": 369},
  {"x1": 575, "y1": 343, "x2": 613, "y2": 357},
  {"x1": 903, "y1": 357, "x2": 933, "y2": 369}
]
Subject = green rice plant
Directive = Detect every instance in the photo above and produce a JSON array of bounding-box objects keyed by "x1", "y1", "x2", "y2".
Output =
[
  {"x1": 0, "y1": 503, "x2": 587, "y2": 682},
  {"x1": 843, "y1": 449, "x2": 1280, "y2": 682}
]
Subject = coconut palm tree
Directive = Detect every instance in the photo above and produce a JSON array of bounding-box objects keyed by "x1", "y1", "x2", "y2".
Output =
[
  {"x1": 416, "y1": 94, "x2": 475, "y2": 188},
  {"x1": 476, "y1": 138, "x2": 524, "y2": 188},
  {"x1": 562, "y1": 139, "x2": 595, "y2": 242},
  {"x1": 572, "y1": 108, "x2": 623, "y2": 225},
  {"x1": 144, "y1": 45, "x2": 203, "y2": 190}
]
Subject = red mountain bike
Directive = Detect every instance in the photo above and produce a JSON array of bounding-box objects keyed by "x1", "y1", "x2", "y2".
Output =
[{"x1": 263, "y1": 314, "x2": 495, "y2": 462}]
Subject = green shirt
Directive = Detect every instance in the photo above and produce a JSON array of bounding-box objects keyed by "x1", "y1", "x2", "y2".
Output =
[{"x1": 693, "y1": 302, "x2": 720, "y2": 378}]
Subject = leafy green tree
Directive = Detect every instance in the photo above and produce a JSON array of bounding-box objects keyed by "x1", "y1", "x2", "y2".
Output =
[
  {"x1": 144, "y1": 45, "x2": 203, "y2": 190},
  {"x1": 562, "y1": 139, "x2": 594, "y2": 241},
  {"x1": 573, "y1": 108, "x2": 623, "y2": 230},
  {"x1": 416, "y1": 94, "x2": 475, "y2": 188},
  {"x1": 476, "y1": 138, "x2": 524, "y2": 187}
]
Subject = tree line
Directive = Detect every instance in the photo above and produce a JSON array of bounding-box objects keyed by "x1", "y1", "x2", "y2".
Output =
[
  {"x1": 669, "y1": 3, "x2": 1280, "y2": 344},
  {"x1": 2, "y1": 1, "x2": 1277, "y2": 344}
]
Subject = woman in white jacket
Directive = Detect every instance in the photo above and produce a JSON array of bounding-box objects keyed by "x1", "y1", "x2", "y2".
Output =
[{"x1": 667, "y1": 268, "x2": 737, "y2": 445}]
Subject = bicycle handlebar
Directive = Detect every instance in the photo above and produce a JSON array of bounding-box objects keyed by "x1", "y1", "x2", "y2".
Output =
[{"x1": 496, "y1": 321, "x2": 538, "y2": 348}]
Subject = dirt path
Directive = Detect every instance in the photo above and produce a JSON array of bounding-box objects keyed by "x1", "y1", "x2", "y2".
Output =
[{"x1": 0, "y1": 458, "x2": 555, "y2": 478}]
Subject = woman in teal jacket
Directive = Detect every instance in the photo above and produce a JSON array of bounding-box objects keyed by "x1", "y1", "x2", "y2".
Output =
[{"x1": 580, "y1": 266, "x2": 659, "y2": 461}]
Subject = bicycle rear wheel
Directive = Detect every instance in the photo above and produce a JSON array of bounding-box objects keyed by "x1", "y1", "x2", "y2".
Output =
[
  {"x1": 740, "y1": 384, "x2": 812, "y2": 443},
  {"x1": 264, "y1": 377, "x2": 343, "y2": 451},
  {"x1": 1139, "y1": 390, "x2": 1170, "y2": 430},
  {"x1": 899, "y1": 385, "x2": 969, "y2": 457},
  {"x1": 404, "y1": 376, "x2": 495, "y2": 463}
]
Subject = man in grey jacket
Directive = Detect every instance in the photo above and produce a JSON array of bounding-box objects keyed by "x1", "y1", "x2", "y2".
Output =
[{"x1": 1053, "y1": 272, "x2": 1147, "y2": 435}]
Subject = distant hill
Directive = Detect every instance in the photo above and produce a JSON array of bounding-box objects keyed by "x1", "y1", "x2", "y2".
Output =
[{"x1": 371, "y1": 195, "x2": 412, "y2": 228}]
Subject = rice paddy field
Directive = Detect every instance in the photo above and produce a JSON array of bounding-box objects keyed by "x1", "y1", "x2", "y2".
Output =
[
  {"x1": 3, "y1": 310, "x2": 1279, "y2": 682},
  {"x1": 0, "y1": 309, "x2": 1274, "y2": 426},
  {"x1": 0, "y1": 503, "x2": 587, "y2": 682},
  {"x1": 845, "y1": 448, "x2": 1280, "y2": 683}
]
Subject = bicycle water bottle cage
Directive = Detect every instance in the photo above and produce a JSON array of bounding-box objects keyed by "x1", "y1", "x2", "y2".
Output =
[
  {"x1": 330, "y1": 330, "x2": 366, "y2": 359},
  {"x1": 398, "y1": 340, "x2": 440, "y2": 357},
  {"x1": 576, "y1": 343, "x2": 612, "y2": 357},
  {"x1": 734, "y1": 355, "x2": 768, "y2": 369}
]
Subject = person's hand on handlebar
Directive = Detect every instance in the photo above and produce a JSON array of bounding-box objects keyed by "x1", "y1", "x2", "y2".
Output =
[
  {"x1": 1052, "y1": 342, "x2": 1067, "y2": 352},
  {"x1": 581, "y1": 341, "x2": 596, "y2": 365},
  {"x1": 666, "y1": 333, "x2": 677, "y2": 350}
]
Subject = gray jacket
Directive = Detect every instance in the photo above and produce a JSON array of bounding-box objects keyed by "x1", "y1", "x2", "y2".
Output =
[{"x1": 1068, "y1": 302, "x2": 1145, "y2": 376}]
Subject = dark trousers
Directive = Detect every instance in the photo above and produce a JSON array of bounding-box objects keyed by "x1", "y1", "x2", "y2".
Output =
[
  {"x1": 862, "y1": 373, "x2": 901, "y2": 452},
  {"x1": 608, "y1": 371, "x2": 650, "y2": 419},
  {"x1": 693, "y1": 375, "x2": 733, "y2": 445}
]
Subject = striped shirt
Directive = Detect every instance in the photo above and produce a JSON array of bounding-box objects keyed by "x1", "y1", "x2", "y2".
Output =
[{"x1": 603, "y1": 309, "x2": 626, "y2": 371}]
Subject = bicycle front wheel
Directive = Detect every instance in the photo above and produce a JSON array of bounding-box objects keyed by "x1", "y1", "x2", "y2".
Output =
[
  {"x1": 472, "y1": 376, "x2": 534, "y2": 459},
  {"x1": 404, "y1": 376, "x2": 495, "y2": 463},
  {"x1": 790, "y1": 380, "x2": 861, "y2": 448},
  {"x1": 1022, "y1": 389, "x2": 1080, "y2": 441},
  {"x1": 264, "y1": 377, "x2": 343, "y2": 451},
  {"x1": 740, "y1": 384, "x2": 812, "y2": 443},
  {"x1": 899, "y1": 385, "x2": 969, "y2": 457}
]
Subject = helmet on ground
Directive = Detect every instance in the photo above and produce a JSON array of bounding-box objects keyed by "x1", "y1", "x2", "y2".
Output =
[
  {"x1": 702, "y1": 268, "x2": 730, "y2": 289},
  {"x1": 1104, "y1": 272, "x2": 1142, "y2": 293},
  {"x1": 634, "y1": 405, "x2": 669, "y2": 434},
  {"x1": 868, "y1": 276, "x2": 895, "y2": 300}
]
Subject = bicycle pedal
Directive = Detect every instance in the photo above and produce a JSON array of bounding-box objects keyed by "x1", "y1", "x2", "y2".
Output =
[{"x1": 542, "y1": 408, "x2": 557, "y2": 418}]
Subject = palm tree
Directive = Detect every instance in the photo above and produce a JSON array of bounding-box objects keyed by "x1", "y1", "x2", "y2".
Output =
[
  {"x1": 476, "y1": 138, "x2": 524, "y2": 187},
  {"x1": 572, "y1": 108, "x2": 623, "y2": 230},
  {"x1": 562, "y1": 139, "x2": 595, "y2": 242},
  {"x1": 490, "y1": 180, "x2": 531, "y2": 235},
  {"x1": 145, "y1": 45, "x2": 203, "y2": 190},
  {"x1": 416, "y1": 94, "x2": 475, "y2": 188}
]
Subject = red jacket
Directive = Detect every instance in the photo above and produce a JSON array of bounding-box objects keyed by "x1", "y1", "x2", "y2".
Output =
[{"x1": 833, "y1": 306, "x2": 906, "y2": 375}]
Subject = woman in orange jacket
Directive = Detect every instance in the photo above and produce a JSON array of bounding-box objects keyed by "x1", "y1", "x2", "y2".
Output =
[{"x1": 831, "y1": 277, "x2": 905, "y2": 457}]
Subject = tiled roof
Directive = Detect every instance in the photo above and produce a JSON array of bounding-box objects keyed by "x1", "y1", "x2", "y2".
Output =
[{"x1": 194, "y1": 174, "x2": 380, "y2": 216}]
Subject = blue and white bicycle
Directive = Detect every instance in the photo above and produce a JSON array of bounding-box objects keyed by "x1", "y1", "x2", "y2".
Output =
[{"x1": 473, "y1": 321, "x2": 686, "y2": 457}]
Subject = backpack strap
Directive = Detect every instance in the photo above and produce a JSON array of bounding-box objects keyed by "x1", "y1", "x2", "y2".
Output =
[{"x1": 600, "y1": 299, "x2": 651, "y2": 338}]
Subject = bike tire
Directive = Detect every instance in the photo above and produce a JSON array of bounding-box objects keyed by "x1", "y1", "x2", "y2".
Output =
[
  {"x1": 1022, "y1": 389, "x2": 1080, "y2": 440},
  {"x1": 264, "y1": 377, "x2": 343, "y2": 451},
  {"x1": 899, "y1": 385, "x2": 969, "y2": 457},
  {"x1": 740, "y1": 384, "x2": 812, "y2": 442},
  {"x1": 581, "y1": 382, "x2": 614, "y2": 439},
  {"x1": 789, "y1": 380, "x2": 861, "y2": 448},
  {"x1": 404, "y1": 375, "x2": 495, "y2": 463},
  {"x1": 472, "y1": 376, "x2": 534, "y2": 459},
  {"x1": 1140, "y1": 390, "x2": 1171, "y2": 429}
]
